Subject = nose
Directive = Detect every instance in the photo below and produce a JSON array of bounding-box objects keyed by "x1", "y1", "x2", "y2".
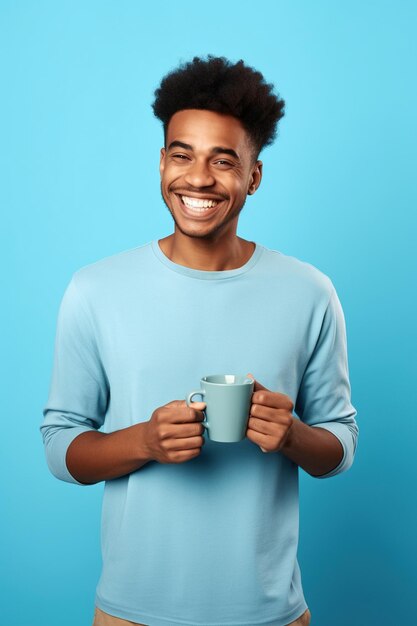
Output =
[{"x1": 184, "y1": 159, "x2": 215, "y2": 188}]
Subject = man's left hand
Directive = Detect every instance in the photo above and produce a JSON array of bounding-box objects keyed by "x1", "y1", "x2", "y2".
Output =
[{"x1": 246, "y1": 375, "x2": 294, "y2": 453}]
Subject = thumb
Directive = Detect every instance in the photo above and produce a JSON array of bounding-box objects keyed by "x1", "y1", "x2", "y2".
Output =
[
  {"x1": 167, "y1": 399, "x2": 206, "y2": 409},
  {"x1": 246, "y1": 373, "x2": 269, "y2": 392}
]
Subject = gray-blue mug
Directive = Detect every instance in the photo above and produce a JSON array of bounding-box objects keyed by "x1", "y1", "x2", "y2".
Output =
[{"x1": 186, "y1": 374, "x2": 254, "y2": 443}]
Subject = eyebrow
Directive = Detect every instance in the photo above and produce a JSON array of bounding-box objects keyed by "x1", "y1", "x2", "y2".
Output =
[{"x1": 167, "y1": 140, "x2": 240, "y2": 161}]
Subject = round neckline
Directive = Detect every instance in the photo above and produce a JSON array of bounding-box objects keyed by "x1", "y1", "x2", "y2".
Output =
[{"x1": 151, "y1": 240, "x2": 263, "y2": 280}]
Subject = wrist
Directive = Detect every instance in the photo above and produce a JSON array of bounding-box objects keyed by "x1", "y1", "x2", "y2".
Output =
[
  {"x1": 280, "y1": 416, "x2": 297, "y2": 453},
  {"x1": 132, "y1": 421, "x2": 153, "y2": 464}
]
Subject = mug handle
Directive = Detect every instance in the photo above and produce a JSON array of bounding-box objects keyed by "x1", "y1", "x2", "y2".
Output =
[{"x1": 186, "y1": 390, "x2": 208, "y2": 430}]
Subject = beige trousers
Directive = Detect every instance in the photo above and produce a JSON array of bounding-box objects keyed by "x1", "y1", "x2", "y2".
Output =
[{"x1": 93, "y1": 606, "x2": 311, "y2": 626}]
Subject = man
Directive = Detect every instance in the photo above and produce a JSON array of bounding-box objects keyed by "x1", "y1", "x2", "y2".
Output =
[{"x1": 41, "y1": 56, "x2": 358, "y2": 626}]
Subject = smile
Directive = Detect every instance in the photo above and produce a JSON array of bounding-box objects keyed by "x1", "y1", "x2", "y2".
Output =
[{"x1": 181, "y1": 195, "x2": 219, "y2": 210}]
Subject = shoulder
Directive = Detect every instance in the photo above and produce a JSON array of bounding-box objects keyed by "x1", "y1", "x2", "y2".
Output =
[
  {"x1": 257, "y1": 245, "x2": 335, "y2": 302},
  {"x1": 70, "y1": 242, "x2": 154, "y2": 292}
]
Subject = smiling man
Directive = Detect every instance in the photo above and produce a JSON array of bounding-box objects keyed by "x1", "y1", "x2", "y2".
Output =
[
  {"x1": 41, "y1": 56, "x2": 358, "y2": 626},
  {"x1": 158, "y1": 109, "x2": 261, "y2": 261}
]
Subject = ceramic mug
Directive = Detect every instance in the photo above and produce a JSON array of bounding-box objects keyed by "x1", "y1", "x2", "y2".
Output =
[{"x1": 186, "y1": 374, "x2": 254, "y2": 443}]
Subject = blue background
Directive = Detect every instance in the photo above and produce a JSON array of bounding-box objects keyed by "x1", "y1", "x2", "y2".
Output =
[{"x1": 1, "y1": 1, "x2": 416, "y2": 625}]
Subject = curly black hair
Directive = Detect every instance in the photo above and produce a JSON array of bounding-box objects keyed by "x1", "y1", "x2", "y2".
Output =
[{"x1": 152, "y1": 56, "x2": 285, "y2": 159}]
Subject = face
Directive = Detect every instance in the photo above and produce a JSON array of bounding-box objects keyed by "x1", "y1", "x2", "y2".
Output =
[{"x1": 159, "y1": 109, "x2": 262, "y2": 240}]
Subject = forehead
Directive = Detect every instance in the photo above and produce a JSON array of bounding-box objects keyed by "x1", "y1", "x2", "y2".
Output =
[{"x1": 166, "y1": 109, "x2": 251, "y2": 155}]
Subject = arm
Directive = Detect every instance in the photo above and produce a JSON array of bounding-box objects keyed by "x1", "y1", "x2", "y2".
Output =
[
  {"x1": 246, "y1": 379, "x2": 344, "y2": 476},
  {"x1": 281, "y1": 419, "x2": 344, "y2": 477},
  {"x1": 41, "y1": 277, "x2": 110, "y2": 483},
  {"x1": 246, "y1": 287, "x2": 358, "y2": 478},
  {"x1": 66, "y1": 400, "x2": 206, "y2": 485},
  {"x1": 41, "y1": 276, "x2": 205, "y2": 485},
  {"x1": 65, "y1": 425, "x2": 150, "y2": 485}
]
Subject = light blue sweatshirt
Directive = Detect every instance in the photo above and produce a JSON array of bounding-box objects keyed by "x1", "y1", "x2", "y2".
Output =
[{"x1": 41, "y1": 241, "x2": 358, "y2": 626}]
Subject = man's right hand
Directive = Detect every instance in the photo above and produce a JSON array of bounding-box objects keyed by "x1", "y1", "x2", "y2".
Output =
[
  {"x1": 143, "y1": 400, "x2": 206, "y2": 464},
  {"x1": 66, "y1": 400, "x2": 206, "y2": 484}
]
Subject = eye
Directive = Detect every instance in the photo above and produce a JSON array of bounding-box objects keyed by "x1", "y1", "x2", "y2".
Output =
[
  {"x1": 214, "y1": 159, "x2": 233, "y2": 168},
  {"x1": 172, "y1": 153, "x2": 190, "y2": 161}
]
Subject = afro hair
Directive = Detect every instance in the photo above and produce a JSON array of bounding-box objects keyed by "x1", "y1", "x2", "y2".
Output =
[{"x1": 152, "y1": 56, "x2": 285, "y2": 158}]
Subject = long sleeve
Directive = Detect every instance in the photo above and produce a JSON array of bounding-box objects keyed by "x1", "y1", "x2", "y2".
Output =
[
  {"x1": 295, "y1": 286, "x2": 358, "y2": 478},
  {"x1": 41, "y1": 276, "x2": 109, "y2": 484}
]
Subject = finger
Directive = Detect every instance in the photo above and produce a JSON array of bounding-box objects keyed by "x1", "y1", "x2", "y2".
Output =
[
  {"x1": 247, "y1": 416, "x2": 280, "y2": 436},
  {"x1": 246, "y1": 428, "x2": 272, "y2": 450},
  {"x1": 164, "y1": 403, "x2": 206, "y2": 423},
  {"x1": 188, "y1": 401, "x2": 206, "y2": 411},
  {"x1": 159, "y1": 422, "x2": 204, "y2": 439},
  {"x1": 250, "y1": 404, "x2": 278, "y2": 421},
  {"x1": 166, "y1": 400, "x2": 206, "y2": 411},
  {"x1": 246, "y1": 373, "x2": 268, "y2": 392},
  {"x1": 250, "y1": 404, "x2": 293, "y2": 424},
  {"x1": 169, "y1": 448, "x2": 202, "y2": 463},
  {"x1": 173, "y1": 422, "x2": 205, "y2": 438},
  {"x1": 164, "y1": 436, "x2": 205, "y2": 451},
  {"x1": 166, "y1": 400, "x2": 188, "y2": 408},
  {"x1": 252, "y1": 391, "x2": 294, "y2": 411},
  {"x1": 188, "y1": 408, "x2": 205, "y2": 422}
]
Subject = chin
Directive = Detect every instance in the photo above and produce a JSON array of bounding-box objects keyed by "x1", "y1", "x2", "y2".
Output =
[{"x1": 175, "y1": 224, "x2": 218, "y2": 239}]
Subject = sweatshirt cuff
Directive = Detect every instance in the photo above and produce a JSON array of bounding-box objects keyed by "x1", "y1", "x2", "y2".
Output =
[
  {"x1": 43, "y1": 426, "x2": 94, "y2": 484},
  {"x1": 311, "y1": 421, "x2": 355, "y2": 478}
]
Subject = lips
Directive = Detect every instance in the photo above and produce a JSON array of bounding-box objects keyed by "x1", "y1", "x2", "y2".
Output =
[
  {"x1": 174, "y1": 193, "x2": 226, "y2": 219},
  {"x1": 181, "y1": 195, "x2": 218, "y2": 210}
]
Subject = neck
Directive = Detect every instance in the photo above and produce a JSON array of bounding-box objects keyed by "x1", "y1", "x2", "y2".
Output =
[{"x1": 158, "y1": 231, "x2": 255, "y2": 271}]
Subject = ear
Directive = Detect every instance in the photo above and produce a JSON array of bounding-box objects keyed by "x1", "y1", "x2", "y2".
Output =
[
  {"x1": 159, "y1": 147, "x2": 166, "y2": 177},
  {"x1": 247, "y1": 160, "x2": 263, "y2": 195}
]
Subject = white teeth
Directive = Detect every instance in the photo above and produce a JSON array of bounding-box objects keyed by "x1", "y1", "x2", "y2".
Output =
[{"x1": 181, "y1": 196, "x2": 218, "y2": 210}]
